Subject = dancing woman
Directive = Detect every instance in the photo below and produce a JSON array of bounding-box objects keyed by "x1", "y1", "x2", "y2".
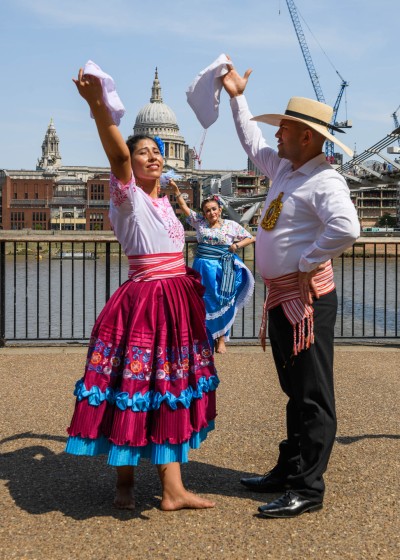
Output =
[
  {"x1": 65, "y1": 67, "x2": 219, "y2": 511},
  {"x1": 174, "y1": 186, "x2": 255, "y2": 353}
]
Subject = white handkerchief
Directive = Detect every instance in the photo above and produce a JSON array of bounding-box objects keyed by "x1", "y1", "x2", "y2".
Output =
[
  {"x1": 83, "y1": 60, "x2": 126, "y2": 126},
  {"x1": 159, "y1": 169, "x2": 183, "y2": 188},
  {"x1": 186, "y1": 54, "x2": 231, "y2": 129}
]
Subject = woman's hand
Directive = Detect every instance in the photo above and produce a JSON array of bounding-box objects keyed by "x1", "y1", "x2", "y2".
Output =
[
  {"x1": 169, "y1": 179, "x2": 180, "y2": 195},
  {"x1": 72, "y1": 67, "x2": 130, "y2": 182},
  {"x1": 72, "y1": 68, "x2": 104, "y2": 106},
  {"x1": 171, "y1": 179, "x2": 191, "y2": 217},
  {"x1": 229, "y1": 236, "x2": 254, "y2": 253}
]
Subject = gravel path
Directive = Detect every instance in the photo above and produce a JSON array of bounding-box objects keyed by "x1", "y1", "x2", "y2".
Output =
[{"x1": 0, "y1": 344, "x2": 399, "y2": 560}]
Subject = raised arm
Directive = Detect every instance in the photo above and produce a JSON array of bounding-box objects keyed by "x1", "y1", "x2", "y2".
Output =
[
  {"x1": 221, "y1": 62, "x2": 281, "y2": 180},
  {"x1": 170, "y1": 180, "x2": 191, "y2": 217},
  {"x1": 73, "y1": 68, "x2": 132, "y2": 184},
  {"x1": 221, "y1": 62, "x2": 252, "y2": 99}
]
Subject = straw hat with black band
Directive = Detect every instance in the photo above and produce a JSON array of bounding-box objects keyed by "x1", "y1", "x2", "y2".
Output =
[{"x1": 251, "y1": 96, "x2": 353, "y2": 158}]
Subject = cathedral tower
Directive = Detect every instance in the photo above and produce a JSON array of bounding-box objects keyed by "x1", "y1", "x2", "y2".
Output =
[
  {"x1": 37, "y1": 118, "x2": 62, "y2": 170},
  {"x1": 133, "y1": 69, "x2": 188, "y2": 169}
]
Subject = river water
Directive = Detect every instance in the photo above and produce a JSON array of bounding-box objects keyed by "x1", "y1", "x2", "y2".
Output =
[{"x1": 2, "y1": 254, "x2": 399, "y2": 342}]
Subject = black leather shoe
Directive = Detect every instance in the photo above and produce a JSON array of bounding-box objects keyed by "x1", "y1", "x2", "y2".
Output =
[
  {"x1": 240, "y1": 471, "x2": 289, "y2": 493},
  {"x1": 257, "y1": 491, "x2": 323, "y2": 518}
]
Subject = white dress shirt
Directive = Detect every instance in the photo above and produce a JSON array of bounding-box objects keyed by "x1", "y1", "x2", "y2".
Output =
[{"x1": 230, "y1": 95, "x2": 360, "y2": 279}]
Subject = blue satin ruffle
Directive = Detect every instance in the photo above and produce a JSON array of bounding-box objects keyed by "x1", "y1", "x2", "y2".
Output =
[
  {"x1": 65, "y1": 421, "x2": 215, "y2": 465},
  {"x1": 74, "y1": 375, "x2": 219, "y2": 412},
  {"x1": 73, "y1": 374, "x2": 219, "y2": 412}
]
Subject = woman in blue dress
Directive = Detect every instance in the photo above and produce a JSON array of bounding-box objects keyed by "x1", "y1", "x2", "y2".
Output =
[{"x1": 174, "y1": 186, "x2": 255, "y2": 353}]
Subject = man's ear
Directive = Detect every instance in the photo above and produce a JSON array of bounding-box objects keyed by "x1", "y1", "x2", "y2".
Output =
[{"x1": 302, "y1": 128, "x2": 313, "y2": 146}]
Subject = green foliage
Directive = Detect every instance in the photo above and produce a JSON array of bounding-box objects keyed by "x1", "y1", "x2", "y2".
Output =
[{"x1": 376, "y1": 213, "x2": 397, "y2": 227}]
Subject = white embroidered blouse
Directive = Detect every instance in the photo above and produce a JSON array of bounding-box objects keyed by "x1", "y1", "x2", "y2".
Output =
[
  {"x1": 108, "y1": 173, "x2": 185, "y2": 256},
  {"x1": 187, "y1": 210, "x2": 252, "y2": 246}
]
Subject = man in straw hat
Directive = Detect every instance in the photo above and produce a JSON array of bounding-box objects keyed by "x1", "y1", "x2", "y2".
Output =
[{"x1": 221, "y1": 63, "x2": 360, "y2": 518}]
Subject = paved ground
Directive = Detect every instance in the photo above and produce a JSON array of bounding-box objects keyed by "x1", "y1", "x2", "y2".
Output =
[{"x1": 0, "y1": 344, "x2": 399, "y2": 560}]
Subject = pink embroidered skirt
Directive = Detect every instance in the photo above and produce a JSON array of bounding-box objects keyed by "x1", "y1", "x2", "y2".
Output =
[{"x1": 66, "y1": 267, "x2": 219, "y2": 465}]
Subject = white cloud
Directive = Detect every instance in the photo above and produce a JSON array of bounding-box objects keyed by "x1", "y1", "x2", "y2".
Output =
[{"x1": 14, "y1": 0, "x2": 294, "y2": 48}]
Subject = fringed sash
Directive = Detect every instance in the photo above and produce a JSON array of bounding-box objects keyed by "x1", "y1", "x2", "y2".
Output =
[
  {"x1": 259, "y1": 261, "x2": 335, "y2": 355},
  {"x1": 196, "y1": 243, "x2": 236, "y2": 304},
  {"x1": 128, "y1": 252, "x2": 186, "y2": 282}
]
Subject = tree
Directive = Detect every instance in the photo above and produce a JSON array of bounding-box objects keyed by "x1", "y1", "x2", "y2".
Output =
[{"x1": 376, "y1": 213, "x2": 397, "y2": 228}]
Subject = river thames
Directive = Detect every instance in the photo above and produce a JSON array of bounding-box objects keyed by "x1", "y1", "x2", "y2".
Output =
[{"x1": 2, "y1": 249, "x2": 399, "y2": 343}]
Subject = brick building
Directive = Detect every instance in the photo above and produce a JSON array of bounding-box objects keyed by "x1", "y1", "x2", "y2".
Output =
[
  {"x1": 0, "y1": 166, "x2": 112, "y2": 231},
  {"x1": 0, "y1": 69, "x2": 251, "y2": 231},
  {"x1": 0, "y1": 165, "x2": 197, "y2": 231}
]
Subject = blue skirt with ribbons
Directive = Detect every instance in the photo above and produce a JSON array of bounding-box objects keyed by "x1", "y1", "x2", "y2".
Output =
[{"x1": 193, "y1": 243, "x2": 255, "y2": 343}]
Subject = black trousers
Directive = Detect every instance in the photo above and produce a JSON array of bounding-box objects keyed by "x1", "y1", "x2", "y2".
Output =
[{"x1": 268, "y1": 290, "x2": 338, "y2": 502}]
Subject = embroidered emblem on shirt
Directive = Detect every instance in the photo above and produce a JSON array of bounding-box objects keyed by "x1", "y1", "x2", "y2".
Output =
[{"x1": 260, "y1": 192, "x2": 284, "y2": 231}]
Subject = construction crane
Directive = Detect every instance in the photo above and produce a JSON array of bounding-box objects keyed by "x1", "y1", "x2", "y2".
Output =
[
  {"x1": 285, "y1": 0, "x2": 351, "y2": 161},
  {"x1": 192, "y1": 129, "x2": 207, "y2": 169},
  {"x1": 391, "y1": 105, "x2": 400, "y2": 146},
  {"x1": 392, "y1": 105, "x2": 400, "y2": 129}
]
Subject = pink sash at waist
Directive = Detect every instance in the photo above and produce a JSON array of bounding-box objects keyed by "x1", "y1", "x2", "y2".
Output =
[
  {"x1": 259, "y1": 261, "x2": 335, "y2": 355},
  {"x1": 128, "y1": 252, "x2": 186, "y2": 282}
]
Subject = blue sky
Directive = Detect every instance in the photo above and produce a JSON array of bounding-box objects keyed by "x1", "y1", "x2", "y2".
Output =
[{"x1": 1, "y1": 0, "x2": 399, "y2": 171}]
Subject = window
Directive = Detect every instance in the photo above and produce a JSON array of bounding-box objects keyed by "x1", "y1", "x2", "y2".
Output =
[
  {"x1": 90, "y1": 183, "x2": 105, "y2": 200},
  {"x1": 32, "y1": 212, "x2": 47, "y2": 230},
  {"x1": 89, "y1": 213, "x2": 104, "y2": 230},
  {"x1": 11, "y1": 212, "x2": 25, "y2": 230}
]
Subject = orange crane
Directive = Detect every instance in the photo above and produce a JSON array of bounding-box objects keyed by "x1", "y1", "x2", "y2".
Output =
[{"x1": 192, "y1": 129, "x2": 207, "y2": 169}]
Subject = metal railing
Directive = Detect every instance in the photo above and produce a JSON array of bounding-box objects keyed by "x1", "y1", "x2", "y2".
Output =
[{"x1": 0, "y1": 234, "x2": 399, "y2": 345}]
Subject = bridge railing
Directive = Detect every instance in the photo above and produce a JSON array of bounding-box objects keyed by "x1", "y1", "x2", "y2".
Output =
[{"x1": 0, "y1": 234, "x2": 398, "y2": 345}]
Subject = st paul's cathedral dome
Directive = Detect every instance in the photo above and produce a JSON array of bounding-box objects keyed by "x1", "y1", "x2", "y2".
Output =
[{"x1": 133, "y1": 69, "x2": 188, "y2": 170}]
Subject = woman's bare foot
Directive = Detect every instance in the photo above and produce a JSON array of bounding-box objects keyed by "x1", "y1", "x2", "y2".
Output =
[
  {"x1": 114, "y1": 466, "x2": 135, "y2": 510},
  {"x1": 160, "y1": 490, "x2": 215, "y2": 511},
  {"x1": 157, "y1": 462, "x2": 214, "y2": 511},
  {"x1": 114, "y1": 483, "x2": 135, "y2": 510},
  {"x1": 215, "y1": 337, "x2": 227, "y2": 354}
]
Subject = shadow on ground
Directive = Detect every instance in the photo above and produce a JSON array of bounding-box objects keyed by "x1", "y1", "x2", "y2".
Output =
[
  {"x1": 336, "y1": 434, "x2": 400, "y2": 444},
  {"x1": 0, "y1": 432, "x2": 268, "y2": 520},
  {"x1": 2, "y1": 431, "x2": 399, "y2": 521}
]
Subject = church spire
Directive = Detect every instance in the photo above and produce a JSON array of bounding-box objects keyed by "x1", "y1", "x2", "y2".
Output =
[
  {"x1": 150, "y1": 67, "x2": 163, "y2": 103},
  {"x1": 37, "y1": 118, "x2": 62, "y2": 170}
]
